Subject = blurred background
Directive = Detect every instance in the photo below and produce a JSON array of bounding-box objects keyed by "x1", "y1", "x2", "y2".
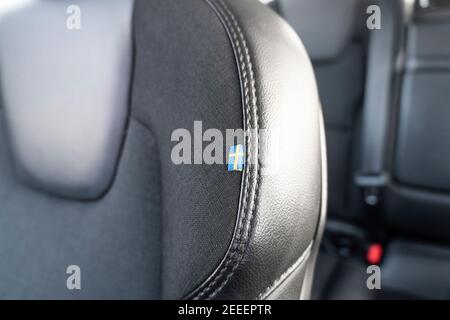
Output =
[{"x1": 268, "y1": 0, "x2": 450, "y2": 299}]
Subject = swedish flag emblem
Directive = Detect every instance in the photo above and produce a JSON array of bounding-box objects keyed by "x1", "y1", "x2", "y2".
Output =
[{"x1": 228, "y1": 144, "x2": 245, "y2": 172}]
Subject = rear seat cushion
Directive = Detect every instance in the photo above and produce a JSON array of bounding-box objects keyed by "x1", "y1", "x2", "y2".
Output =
[{"x1": 381, "y1": 240, "x2": 450, "y2": 300}]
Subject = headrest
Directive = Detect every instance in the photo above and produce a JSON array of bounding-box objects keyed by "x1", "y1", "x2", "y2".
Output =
[
  {"x1": 0, "y1": 0, "x2": 134, "y2": 199},
  {"x1": 278, "y1": 0, "x2": 361, "y2": 61}
]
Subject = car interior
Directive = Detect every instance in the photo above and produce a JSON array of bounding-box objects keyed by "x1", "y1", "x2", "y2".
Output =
[
  {"x1": 0, "y1": 0, "x2": 449, "y2": 301},
  {"x1": 272, "y1": 0, "x2": 450, "y2": 300}
]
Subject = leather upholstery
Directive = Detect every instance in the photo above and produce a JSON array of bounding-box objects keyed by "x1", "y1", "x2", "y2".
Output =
[{"x1": 0, "y1": 0, "x2": 326, "y2": 300}]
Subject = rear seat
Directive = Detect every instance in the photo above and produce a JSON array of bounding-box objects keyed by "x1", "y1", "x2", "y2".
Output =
[
  {"x1": 381, "y1": 1, "x2": 450, "y2": 299},
  {"x1": 274, "y1": 0, "x2": 450, "y2": 299},
  {"x1": 386, "y1": 2, "x2": 450, "y2": 244}
]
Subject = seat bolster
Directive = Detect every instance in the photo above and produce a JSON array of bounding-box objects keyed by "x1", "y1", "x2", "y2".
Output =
[
  {"x1": 186, "y1": 0, "x2": 326, "y2": 300},
  {"x1": 0, "y1": 0, "x2": 134, "y2": 199}
]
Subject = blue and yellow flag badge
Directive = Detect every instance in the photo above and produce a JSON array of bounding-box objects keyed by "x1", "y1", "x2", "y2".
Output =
[{"x1": 228, "y1": 144, "x2": 245, "y2": 172}]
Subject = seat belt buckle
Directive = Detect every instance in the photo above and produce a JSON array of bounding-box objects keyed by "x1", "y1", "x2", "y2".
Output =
[{"x1": 355, "y1": 173, "x2": 389, "y2": 206}]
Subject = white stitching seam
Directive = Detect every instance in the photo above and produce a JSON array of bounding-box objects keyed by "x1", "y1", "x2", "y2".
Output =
[{"x1": 192, "y1": 0, "x2": 260, "y2": 300}]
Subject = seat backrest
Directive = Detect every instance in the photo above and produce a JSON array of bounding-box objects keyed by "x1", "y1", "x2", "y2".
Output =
[
  {"x1": 385, "y1": 3, "x2": 450, "y2": 243},
  {"x1": 0, "y1": 0, "x2": 326, "y2": 299}
]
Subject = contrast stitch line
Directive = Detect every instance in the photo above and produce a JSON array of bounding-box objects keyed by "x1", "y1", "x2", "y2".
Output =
[
  {"x1": 193, "y1": 0, "x2": 260, "y2": 300},
  {"x1": 191, "y1": 1, "x2": 250, "y2": 299},
  {"x1": 218, "y1": 0, "x2": 260, "y2": 260},
  {"x1": 207, "y1": 0, "x2": 261, "y2": 300},
  {"x1": 193, "y1": 0, "x2": 252, "y2": 299}
]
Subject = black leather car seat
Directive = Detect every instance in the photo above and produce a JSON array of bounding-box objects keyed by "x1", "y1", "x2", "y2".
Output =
[{"x1": 0, "y1": 0, "x2": 326, "y2": 299}]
